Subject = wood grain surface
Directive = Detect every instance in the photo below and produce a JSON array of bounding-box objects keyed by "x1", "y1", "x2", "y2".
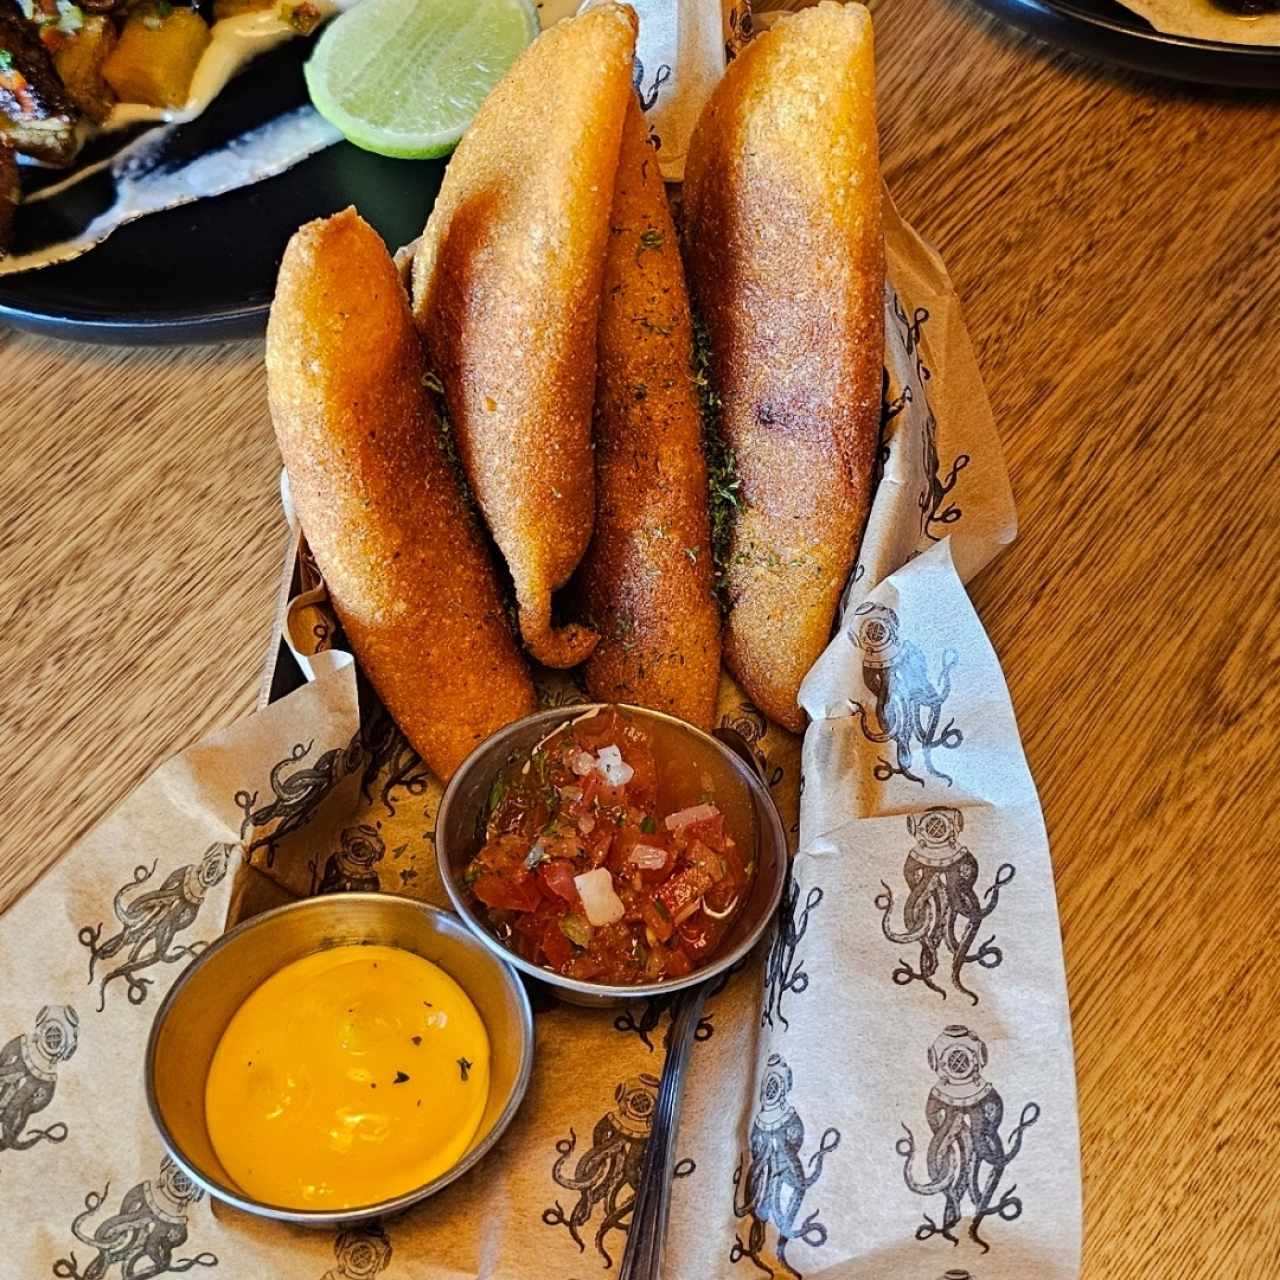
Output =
[{"x1": 1, "y1": 0, "x2": 1278, "y2": 1273}]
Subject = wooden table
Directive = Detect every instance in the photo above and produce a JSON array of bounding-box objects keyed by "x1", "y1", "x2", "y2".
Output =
[{"x1": 2, "y1": 1, "x2": 1277, "y2": 1273}]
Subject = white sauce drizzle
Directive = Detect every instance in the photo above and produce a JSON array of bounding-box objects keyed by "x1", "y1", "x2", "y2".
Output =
[
  {"x1": 0, "y1": 105, "x2": 339, "y2": 272},
  {"x1": 101, "y1": 7, "x2": 323, "y2": 134}
]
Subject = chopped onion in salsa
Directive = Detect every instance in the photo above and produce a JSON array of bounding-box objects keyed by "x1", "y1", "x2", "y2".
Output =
[{"x1": 464, "y1": 708, "x2": 755, "y2": 984}]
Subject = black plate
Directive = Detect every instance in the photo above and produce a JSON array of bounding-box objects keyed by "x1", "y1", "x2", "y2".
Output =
[
  {"x1": 974, "y1": 0, "x2": 1280, "y2": 87},
  {"x1": 0, "y1": 39, "x2": 447, "y2": 344}
]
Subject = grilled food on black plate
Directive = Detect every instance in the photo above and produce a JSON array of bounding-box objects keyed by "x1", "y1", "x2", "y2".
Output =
[
  {"x1": 51, "y1": 11, "x2": 116, "y2": 123},
  {"x1": 0, "y1": 0, "x2": 78, "y2": 165}
]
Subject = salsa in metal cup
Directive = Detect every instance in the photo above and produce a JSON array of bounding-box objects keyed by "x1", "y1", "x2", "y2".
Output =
[{"x1": 464, "y1": 706, "x2": 757, "y2": 985}]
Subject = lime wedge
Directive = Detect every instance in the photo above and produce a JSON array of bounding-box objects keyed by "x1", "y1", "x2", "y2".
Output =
[{"x1": 304, "y1": 0, "x2": 539, "y2": 160}]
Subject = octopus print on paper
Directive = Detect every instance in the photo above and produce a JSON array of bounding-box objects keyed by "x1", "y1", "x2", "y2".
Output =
[
  {"x1": 881, "y1": 362, "x2": 912, "y2": 442},
  {"x1": 52, "y1": 1155, "x2": 217, "y2": 1279},
  {"x1": 725, "y1": 1, "x2": 752, "y2": 60},
  {"x1": 543, "y1": 1074, "x2": 664, "y2": 1267},
  {"x1": 921, "y1": 401, "x2": 968, "y2": 542},
  {"x1": 888, "y1": 293, "x2": 969, "y2": 542},
  {"x1": 313, "y1": 824, "x2": 386, "y2": 895},
  {"x1": 898, "y1": 1026, "x2": 1039, "y2": 1253},
  {"x1": 533, "y1": 671, "x2": 590, "y2": 712},
  {"x1": 761, "y1": 877, "x2": 823, "y2": 1032},
  {"x1": 731, "y1": 1055, "x2": 840, "y2": 1279},
  {"x1": 0, "y1": 1005, "x2": 78, "y2": 1153},
  {"x1": 236, "y1": 734, "x2": 364, "y2": 866},
  {"x1": 875, "y1": 809, "x2": 1015, "y2": 1004},
  {"x1": 319, "y1": 1223, "x2": 392, "y2": 1280},
  {"x1": 613, "y1": 989, "x2": 717, "y2": 1052},
  {"x1": 612, "y1": 997, "x2": 672, "y2": 1051},
  {"x1": 632, "y1": 56, "x2": 671, "y2": 112},
  {"x1": 78, "y1": 842, "x2": 233, "y2": 1011},
  {"x1": 358, "y1": 702, "x2": 432, "y2": 819},
  {"x1": 848, "y1": 603, "x2": 962, "y2": 786},
  {"x1": 719, "y1": 701, "x2": 784, "y2": 791}
]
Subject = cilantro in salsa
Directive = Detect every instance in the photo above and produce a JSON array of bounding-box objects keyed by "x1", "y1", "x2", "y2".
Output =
[{"x1": 464, "y1": 707, "x2": 753, "y2": 984}]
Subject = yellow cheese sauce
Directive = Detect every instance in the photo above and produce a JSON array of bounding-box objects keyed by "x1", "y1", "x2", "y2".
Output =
[{"x1": 205, "y1": 944, "x2": 489, "y2": 1210}]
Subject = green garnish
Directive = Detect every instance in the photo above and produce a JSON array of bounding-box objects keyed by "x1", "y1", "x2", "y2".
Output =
[
  {"x1": 560, "y1": 914, "x2": 591, "y2": 948},
  {"x1": 684, "y1": 546, "x2": 700, "y2": 563},
  {"x1": 636, "y1": 227, "x2": 664, "y2": 261},
  {"x1": 436, "y1": 413, "x2": 465, "y2": 485},
  {"x1": 692, "y1": 312, "x2": 741, "y2": 612},
  {"x1": 734, "y1": 542, "x2": 788, "y2": 572},
  {"x1": 463, "y1": 864, "x2": 482, "y2": 885},
  {"x1": 488, "y1": 775, "x2": 507, "y2": 815},
  {"x1": 0, "y1": 50, "x2": 14, "y2": 74},
  {"x1": 640, "y1": 815, "x2": 657, "y2": 835},
  {"x1": 652, "y1": 898, "x2": 671, "y2": 922},
  {"x1": 636, "y1": 316, "x2": 673, "y2": 337},
  {"x1": 611, "y1": 612, "x2": 636, "y2": 651}
]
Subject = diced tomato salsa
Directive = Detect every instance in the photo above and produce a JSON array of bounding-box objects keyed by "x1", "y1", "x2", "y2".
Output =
[{"x1": 464, "y1": 707, "x2": 754, "y2": 984}]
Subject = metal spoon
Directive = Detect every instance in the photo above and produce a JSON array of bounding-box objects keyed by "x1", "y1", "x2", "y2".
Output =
[{"x1": 619, "y1": 983, "x2": 708, "y2": 1280}]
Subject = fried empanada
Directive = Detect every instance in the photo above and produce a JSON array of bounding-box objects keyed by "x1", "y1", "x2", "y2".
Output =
[
  {"x1": 267, "y1": 209, "x2": 536, "y2": 780},
  {"x1": 412, "y1": 3, "x2": 638, "y2": 669},
  {"x1": 577, "y1": 97, "x2": 720, "y2": 730},
  {"x1": 683, "y1": 1, "x2": 883, "y2": 733}
]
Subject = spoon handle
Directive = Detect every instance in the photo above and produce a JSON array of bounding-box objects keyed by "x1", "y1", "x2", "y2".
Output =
[{"x1": 620, "y1": 985, "x2": 708, "y2": 1280}]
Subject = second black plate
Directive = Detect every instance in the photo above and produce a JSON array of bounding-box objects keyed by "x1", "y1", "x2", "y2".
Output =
[{"x1": 974, "y1": 0, "x2": 1280, "y2": 87}]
